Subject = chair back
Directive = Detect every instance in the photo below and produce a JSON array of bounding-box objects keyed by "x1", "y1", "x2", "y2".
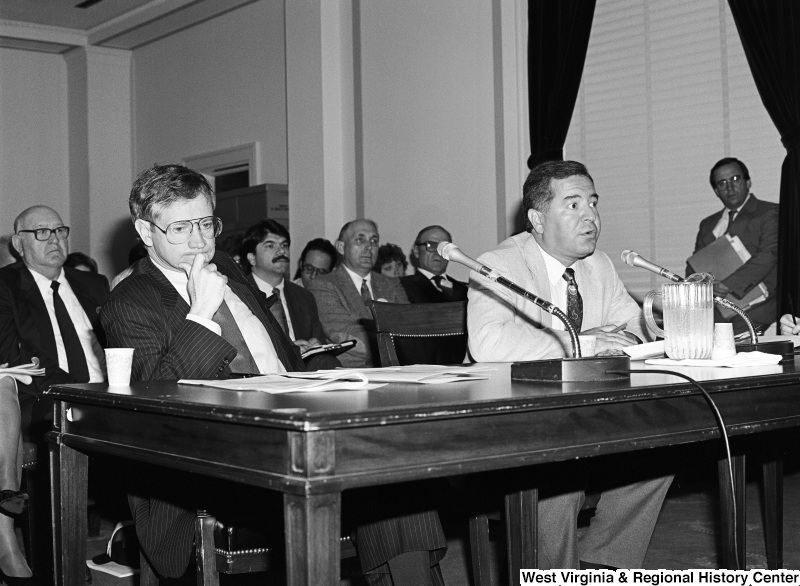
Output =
[{"x1": 367, "y1": 300, "x2": 468, "y2": 366}]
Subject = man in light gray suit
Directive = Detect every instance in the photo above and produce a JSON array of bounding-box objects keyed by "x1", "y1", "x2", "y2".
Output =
[
  {"x1": 309, "y1": 219, "x2": 409, "y2": 368},
  {"x1": 468, "y1": 160, "x2": 672, "y2": 569}
]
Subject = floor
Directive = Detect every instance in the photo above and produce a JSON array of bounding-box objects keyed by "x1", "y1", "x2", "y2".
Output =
[{"x1": 13, "y1": 454, "x2": 800, "y2": 586}]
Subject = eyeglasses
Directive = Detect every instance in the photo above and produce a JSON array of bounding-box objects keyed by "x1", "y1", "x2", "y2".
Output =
[
  {"x1": 715, "y1": 175, "x2": 744, "y2": 191},
  {"x1": 301, "y1": 264, "x2": 330, "y2": 277},
  {"x1": 17, "y1": 226, "x2": 70, "y2": 241},
  {"x1": 415, "y1": 241, "x2": 442, "y2": 253},
  {"x1": 148, "y1": 216, "x2": 222, "y2": 244}
]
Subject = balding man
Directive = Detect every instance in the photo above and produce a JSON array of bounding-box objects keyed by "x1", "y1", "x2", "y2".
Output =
[
  {"x1": 401, "y1": 225, "x2": 468, "y2": 303},
  {"x1": 0, "y1": 205, "x2": 109, "y2": 402},
  {"x1": 308, "y1": 219, "x2": 409, "y2": 368}
]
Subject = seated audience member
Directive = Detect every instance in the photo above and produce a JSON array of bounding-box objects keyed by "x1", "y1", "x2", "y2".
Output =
[
  {"x1": 110, "y1": 241, "x2": 148, "y2": 289},
  {"x1": 293, "y1": 238, "x2": 337, "y2": 288},
  {"x1": 308, "y1": 219, "x2": 409, "y2": 368},
  {"x1": 217, "y1": 230, "x2": 245, "y2": 267},
  {"x1": 0, "y1": 379, "x2": 32, "y2": 583},
  {"x1": 0, "y1": 235, "x2": 20, "y2": 268},
  {"x1": 101, "y1": 164, "x2": 304, "y2": 579},
  {"x1": 687, "y1": 157, "x2": 778, "y2": 334},
  {"x1": 239, "y1": 219, "x2": 340, "y2": 370},
  {"x1": 468, "y1": 160, "x2": 671, "y2": 569},
  {"x1": 374, "y1": 243, "x2": 407, "y2": 278},
  {"x1": 401, "y1": 225, "x2": 468, "y2": 303},
  {"x1": 65, "y1": 251, "x2": 99, "y2": 273}
]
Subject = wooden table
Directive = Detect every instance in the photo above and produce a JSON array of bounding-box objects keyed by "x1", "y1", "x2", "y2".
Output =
[{"x1": 46, "y1": 360, "x2": 800, "y2": 585}]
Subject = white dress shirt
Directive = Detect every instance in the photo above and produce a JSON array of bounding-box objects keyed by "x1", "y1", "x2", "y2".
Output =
[
  {"x1": 251, "y1": 274, "x2": 296, "y2": 340},
  {"x1": 343, "y1": 264, "x2": 375, "y2": 298},
  {"x1": 154, "y1": 264, "x2": 285, "y2": 374},
  {"x1": 29, "y1": 268, "x2": 106, "y2": 382},
  {"x1": 712, "y1": 193, "x2": 751, "y2": 238},
  {"x1": 539, "y1": 248, "x2": 572, "y2": 332},
  {"x1": 416, "y1": 267, "x2": 453, "y2": 291}
]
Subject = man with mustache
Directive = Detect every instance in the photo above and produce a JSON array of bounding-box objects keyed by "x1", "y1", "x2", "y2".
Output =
[
  {"x1": 239, "y1": 219, "x2": 340, "y2": 370},
  {"x1": 468, "y1": 160, "x2": 671, "y2": 569},
  {"x1": 309, "y1": 219, "x2": 409, "y2": 368}
]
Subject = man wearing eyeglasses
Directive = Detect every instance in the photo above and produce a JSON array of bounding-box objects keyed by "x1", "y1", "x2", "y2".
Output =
[
  {"x1": 688, "y1": 157, "x2": 778, "y2": 333},
  {"x1": 0, "y1": 205, "x2": 109, "y2": 394},
  {"x1": 401, "y1": 225, "x2": 468, "y2": 303},
  {"x1": 239, "y1": 219, "x2": 340, "y2": 370},
  {"x1": 101, "y1": 164, "x2": 304, "y2": 579}
]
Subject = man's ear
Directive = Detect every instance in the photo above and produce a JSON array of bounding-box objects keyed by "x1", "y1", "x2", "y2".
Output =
[
  {"x1": 746, "y1": 179, "x2": 752, "y2": 192},
  {"x1": 11, "y1": 234, "x2": 22, "y2": 259},
  {"x1": 411, "y1": 245, "x2": 420, "y2": 260},
  {"x1": 528, "y1": 209, "x2": 545, "y2": 235},
  {"x1": 134, "y1": 219, "x2": 154, "y2": 248},
  {"x1": 335, "y1": 240, "x2": 345, "y2": 256},
  {"x1": 246, "y1": 252, "x2": 256, "y2": 268}
]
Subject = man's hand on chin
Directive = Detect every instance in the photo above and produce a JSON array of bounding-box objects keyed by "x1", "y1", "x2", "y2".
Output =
[{"x1": 180, "y1": 252, "x2": 227, "y2": 320}]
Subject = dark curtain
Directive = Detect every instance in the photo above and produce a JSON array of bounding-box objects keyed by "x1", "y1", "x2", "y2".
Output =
[
  {"x1": 527, "y1": 0, "x2": 596, "y2": 169},
  {"x1": 728, "y1": 1, "x2": 800, "y2": 320}
]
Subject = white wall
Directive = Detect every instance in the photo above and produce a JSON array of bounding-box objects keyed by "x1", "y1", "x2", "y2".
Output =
[
  {"x1": 565, "y1": 0, "x2": 784, "y2": 301},
  {"x1": 132, "y1": 0, "x2": 287, "y2": 184},
  {"x1": 357, "y1": 0, "x2": 500, "y2": 281},
  {"x1": 0, "y1": 48, "x2": 69, "y2": 236}
]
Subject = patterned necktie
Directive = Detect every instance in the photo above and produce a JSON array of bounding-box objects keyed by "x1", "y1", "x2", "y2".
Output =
[
  {"x1": 563, "y1": 268, "x2": 583, "y2": 332},
  {"x1": 212, "y1": 300, "x2": 259, "y2": 374},
  {"x1": 360, "y1": 278, "x2": 372, "y2": 305},
  {"x1": 270, "y1": 288, "x2": 290, "y2": 337},
  {"x1": 50, "y1": 281, "x2": 90, "y2": 382}
]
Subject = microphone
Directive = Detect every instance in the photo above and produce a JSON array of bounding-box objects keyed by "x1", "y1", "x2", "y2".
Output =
[
  {"x1": 620, "y1": 250, "x2": 684, "y2": 283},
  {"x1": 437, "y1": 242, "x2": 582, "y2": 357}
]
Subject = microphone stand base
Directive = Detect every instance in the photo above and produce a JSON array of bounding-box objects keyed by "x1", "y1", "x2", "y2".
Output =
[
  {"x1": 511, "y1": 356, "x2": 631, "y2": 383},
  {"x1": 735, "y1": 340, "x2": 795, "y2": 361}
]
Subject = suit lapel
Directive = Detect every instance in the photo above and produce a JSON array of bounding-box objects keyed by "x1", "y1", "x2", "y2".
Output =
[
  {"x1": 17, "y1": 266, "x2": 59, "y2": 360},
  {"x1": 65, "y1": 269, "x2": 101, "y2": 330},
  {"x1": 521, "y1": 236, "x2": 554, "y2": 328},
  {"x1": 334, "y1": 266, "x2": 369, "y2": 318}
]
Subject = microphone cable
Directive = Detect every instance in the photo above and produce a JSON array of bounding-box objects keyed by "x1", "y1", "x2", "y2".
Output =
[{"x1": 606, "y1": 367, "x2": 740, "y2": 570}]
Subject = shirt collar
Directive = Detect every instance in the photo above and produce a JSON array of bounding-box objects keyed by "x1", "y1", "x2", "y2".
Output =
[
  {"x1": 252, "y1": 272, "x2": 283, "y2": 296},
  {"x1": 728, "y1": 192, "x2": 751, "y2": 215},
  {"x1": 28, "y1": 265, "x2": 64, "y2": 286},
  {"x1": 539, "y1": 246, "x2": 572, "y2": 288},
  {"x1": 343, "y1": 264, "x2": 371, "y2": 290},
  {"x1": 417, "y1": 267, "x2": 448, "y2": 282}
]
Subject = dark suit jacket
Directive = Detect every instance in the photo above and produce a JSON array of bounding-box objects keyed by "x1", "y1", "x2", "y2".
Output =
[
  {"x1": 689, "y1": 194, "x2": 779, "y2": 329},
  {"x1": 308, "y1": 265, "x2": 409, "y2": 367},
  {"x1": 101, "y1": 252, "x2": 304, "y2": 578},
  {"x1": 247, "y1": 275, "x2": 328, "y2": 343},
  {"x1": 401, "y1": 271, "x2": 468, "y2": 304},
  {"x1": 0, "y1": 262, "x2": 109, "y2": 396}
]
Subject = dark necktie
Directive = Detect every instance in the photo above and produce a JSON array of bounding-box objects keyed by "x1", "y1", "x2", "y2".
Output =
[
  {"x1": 431, "y1": 275, "x2": 443, "y2": 291},
  {"x1": 563, "y1": 268, "x2": 583, "y2": 332},
  {"x1": 50, "y1": 281, "x2": 90, "y2": 382},
  {"x1": 726, "y1": 210, "x2": 737, "y2": 232},
  {"x1": 270, "y1": 288, "x2": 290, "y2": 337},
  {"x1": 212, "y1": 300, "x2": 259, "y2": 374},
  {"x1": 360, "y1": 278, "x2": 372, "y2": 305}
]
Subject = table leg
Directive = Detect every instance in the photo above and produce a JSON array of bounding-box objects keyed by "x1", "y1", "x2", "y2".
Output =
[
  {"x1": 49, "y1": 441, "x2": 87, "y2": 586},
  {"x1": 284, "y1": 492, "x2": 341, "y2": 586},
  {"x1": 718, "y1": 454, "x2": 745, "y2": 570},
  {"x1": 505, "y1": 488, "x2": 538, "y2": 584},
  {"x1": 762, "y1": 458, "x2": 783, "y2": 569}
]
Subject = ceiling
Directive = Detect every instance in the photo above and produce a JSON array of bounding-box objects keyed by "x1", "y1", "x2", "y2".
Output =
[{"x1": 0, "y1": 0, "x2": 256, "y2": 53}]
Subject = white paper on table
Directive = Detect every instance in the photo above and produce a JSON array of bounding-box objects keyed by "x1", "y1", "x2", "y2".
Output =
[
  {"x1": 324, "y1": 364, "x2": 496, "y2": 384},
  {"x1": 645, "y1": 351, "x2": 782, "y2": 368},
  {"x1": 623, "y1": 341, "x2": 665, "y2": 361},
  {"x1": 180, "y1": 370, "x2": 381, "y2": 394}
]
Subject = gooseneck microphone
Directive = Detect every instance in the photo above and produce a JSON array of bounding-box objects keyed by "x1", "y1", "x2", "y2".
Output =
[
  {"x1": 437, "y1": 241, "x2": 582, "y2": 357},
  {"x1": 620, "y1": 250, "x2": 758, "y2": 344},
  {"x1": 621, "y1": 250, "x2": 683, "y2": 283}
]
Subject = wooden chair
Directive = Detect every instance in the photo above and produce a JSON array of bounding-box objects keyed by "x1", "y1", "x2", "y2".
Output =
[
  {"x1": 138, "y1": 510, "x2": 358, "y2": 586},
  {"x1": 368, "y1": 300, "x2": 469, "y2": 366}
]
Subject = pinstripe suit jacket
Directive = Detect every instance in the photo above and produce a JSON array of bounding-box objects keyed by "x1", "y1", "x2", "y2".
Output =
[
  {"x1": 101, "y1": 252, "x2": 304, "y2": 578},
  {"x1": 308, "y1": 265, "x2": 409, "y2": 367}
]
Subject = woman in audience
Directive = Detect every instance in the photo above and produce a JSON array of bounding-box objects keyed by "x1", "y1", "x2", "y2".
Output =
[
  {"x1": 0, "y1": 378, "x2": 32, "y2": 584},
  {"x1": 374, "y1": 243, "x2": 407, "y2": 278},
  {"x1": 65, "y1": 251, "x2": 99, "y2": 273},
  {"x1": 293, "y1": 238, "x2": 337, "y2": 288}
]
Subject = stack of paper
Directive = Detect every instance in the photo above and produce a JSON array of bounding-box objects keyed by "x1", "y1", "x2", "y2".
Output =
[
  {"x1": 0, "y1": 358, "x2": 44, "y2": 385},
  {"x1": 180, "y1": 365, "x2": 495, "y2": 394}
]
